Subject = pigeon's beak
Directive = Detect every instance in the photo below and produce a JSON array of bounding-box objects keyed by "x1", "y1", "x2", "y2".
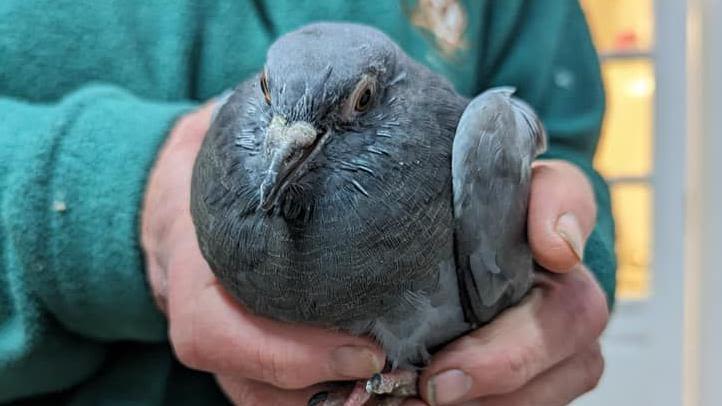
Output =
[{"x1": 259, "y1": 116, "x2": 326, "y2": 211}]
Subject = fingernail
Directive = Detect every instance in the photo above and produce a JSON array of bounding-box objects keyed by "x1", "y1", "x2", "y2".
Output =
[
  {"x1": 307, "y1": 391, "x2": 328, "y2": 406},
  {"x1": 555, "y1": 212, "x2": 584, "y2": 262},
  {"x1": 428, "y1": 369, "x2": 472, "y2": 405},
  {"x1": 331, "y1": 346, "x2": 383, "y2": 378}
]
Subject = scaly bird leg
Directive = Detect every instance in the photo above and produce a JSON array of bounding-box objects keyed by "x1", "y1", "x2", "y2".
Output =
[
  {"x1": 315, "y1": 369, "x2": 419, "y2": 406},
  {"x1": 342, "y1": 381, "x2": 373, "y2": 406},
  {"x1": 365, "y1": 369, "x2": 419, "y2": 398}
]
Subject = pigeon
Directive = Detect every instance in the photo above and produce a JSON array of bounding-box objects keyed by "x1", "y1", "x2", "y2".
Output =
[{"x1": 190, "y1": 22, "x2": 546, "y2": 405}]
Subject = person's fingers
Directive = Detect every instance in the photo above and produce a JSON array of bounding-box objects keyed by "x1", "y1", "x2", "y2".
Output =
[
  {"x1": 216, "y1": 375, "x2": 334, "y2": 406},
  {"x1": 476, "y1": 343, "x2": 604, "y2": 406},
  {"x1": 528, "y1": 160, "x2": 597, "y2": 273},
  {"x1": 166, "y1": 230, "x2": 385, "y2": 390},
  {"x1": 419, "y1": 266, "x2": 608, "y2": 405},
  {"x1": 141, "y1": 101, "x2": 218, "y2": 312}
]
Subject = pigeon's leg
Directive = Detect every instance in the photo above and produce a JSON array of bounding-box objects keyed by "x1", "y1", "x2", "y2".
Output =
[
  {"x1": 365, "y1": 369, "x2": 419, "y2": 398},
  {"x1": 317, "y1": 369, "x2": 419, "y2": 406},
  {"x1": 341, "y1": 381, "x2": 373, "y2": 406}
]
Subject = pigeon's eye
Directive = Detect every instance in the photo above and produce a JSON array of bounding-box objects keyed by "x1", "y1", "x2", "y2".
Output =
[
  {"x1": 260, "y1": 71, "x2": 271, "y2": 105},
  {"x1": 344, "y1": 76, "x2": 377, "y2": 119},
  {"x1": 355, "y1": 88, "x2": 372, "y2": 112}
]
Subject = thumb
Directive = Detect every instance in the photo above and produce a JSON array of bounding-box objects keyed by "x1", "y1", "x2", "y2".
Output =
[{"x1": 528, "y1": 160, "x2": 597, "y2": 273}]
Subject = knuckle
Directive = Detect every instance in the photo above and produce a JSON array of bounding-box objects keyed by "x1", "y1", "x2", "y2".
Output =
[
  {"x1": 580, "y1": 346, "x2": 605, "y2": 392},
  {"x1": 495, "y1": 347, "x2": 536, "y2": 393},
  {"x1": 217, "y1": 376, "x2": 259, "y2": 406},
  {"x1": 578, "y1": 274, "x2": 609, "y2": 334},
  {"x1": 166, "y1": 281, "x2": 204, "y2": 371},
  {"x1": 253, "y1": 343, "x2": 305, "y2": 389},
  {"x1": 230, "y1": 388, "x2": 254, "y2": 406},
  {"x1": 234, "y1": 386, "x2": 265, "y2": 405},
  {"x1": 170, "y1": 325, "x2": 203, "y2": 370},
  {"x1": 167, "y1": 296, "x2": 213, "y2": 373},
  {"x1": 558, "y1": 271, "x2": 609, "y2": 341}
]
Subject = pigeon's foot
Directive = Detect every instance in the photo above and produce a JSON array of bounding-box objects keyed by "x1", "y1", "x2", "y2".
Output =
[
  {"x1": 307, "y1": 382, "x2": 374, "y2": 406},
  {"x1": 311, "y1": 370, "x2": 419, "y2": 406},
  {"x1": 342, "y1": 381, "x2": 373, "y2": 406},
  {"x1": 365, "y1": 369, "x2": 418, "y2": 398}
]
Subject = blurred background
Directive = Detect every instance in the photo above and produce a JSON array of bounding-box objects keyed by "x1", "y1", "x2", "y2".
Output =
[{"x1": 574, "y1": 1, "x2": 721, "y2": 405}]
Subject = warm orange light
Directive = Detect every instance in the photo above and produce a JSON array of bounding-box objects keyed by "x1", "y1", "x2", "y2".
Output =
[
  {"x1": 580, "y1": 0, "x2": 654, "y2": 53},
  {"x1": 595, "y1": 60, "x2": 655, "y2": 178},
  {"x1": 612, "y1": 184, "x2": 652, "y2": 299},
  {"x1": 580, "y1": 0, "x2": 655, "y2": 301}
]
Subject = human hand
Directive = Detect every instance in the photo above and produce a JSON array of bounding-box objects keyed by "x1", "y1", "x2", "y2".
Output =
[
  {"x1": 413, "y1": 160, "x2": 609, "y2": 406},
  {"x1": 141, "y1": 102, "x2": 385, "y2": 405}
]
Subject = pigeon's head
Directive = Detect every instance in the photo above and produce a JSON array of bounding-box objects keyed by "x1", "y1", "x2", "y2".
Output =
[{"x1": 249, "y1": 22, "x2": 408, "y2": 212}]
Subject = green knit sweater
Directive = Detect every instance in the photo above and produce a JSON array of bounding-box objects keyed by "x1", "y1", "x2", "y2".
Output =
[{"x1": 0, "y1": 1, "x2": 616, "y2": 404}]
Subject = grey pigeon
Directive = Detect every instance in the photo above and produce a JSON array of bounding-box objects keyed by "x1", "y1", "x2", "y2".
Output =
[{"x1": 191, "y1": 22, "x2": 546, "y2": 403}]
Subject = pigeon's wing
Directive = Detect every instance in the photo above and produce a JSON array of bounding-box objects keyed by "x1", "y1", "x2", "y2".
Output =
[{"x1": 451, "y1": 87, "x2": 547, "y2": 326}]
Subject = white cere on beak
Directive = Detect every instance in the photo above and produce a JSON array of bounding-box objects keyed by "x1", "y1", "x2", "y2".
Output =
[{"x1": 266, "y1": 116, "x2": 317, "y2": 153}]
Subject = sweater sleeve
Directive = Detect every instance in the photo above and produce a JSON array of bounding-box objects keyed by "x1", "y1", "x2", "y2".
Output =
[
  {"x1": 479, "y1": 0, "x2": 617, "y2": 307},
  {"x1": 0, "y1": 84, "x2": 195, "y2": 401}
]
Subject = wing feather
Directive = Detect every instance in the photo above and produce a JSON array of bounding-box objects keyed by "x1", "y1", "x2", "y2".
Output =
[{"x1": 451, "y1": 87, "x2": 547, "y2": 326}]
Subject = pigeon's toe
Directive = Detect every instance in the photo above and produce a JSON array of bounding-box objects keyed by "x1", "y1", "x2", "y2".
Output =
[{"x1": 365, "y1": 369, "x2": 418, "y2": 397}]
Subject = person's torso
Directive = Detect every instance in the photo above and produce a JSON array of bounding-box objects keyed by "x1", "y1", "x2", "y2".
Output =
[{"x1": 0, "y1": 0, "x2": 488, "y2": 102}]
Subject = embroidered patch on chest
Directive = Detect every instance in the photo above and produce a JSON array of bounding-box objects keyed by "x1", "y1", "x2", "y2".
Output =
[{"x1": 409, "y1": 0, "x2": 468, "y2": 56}]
